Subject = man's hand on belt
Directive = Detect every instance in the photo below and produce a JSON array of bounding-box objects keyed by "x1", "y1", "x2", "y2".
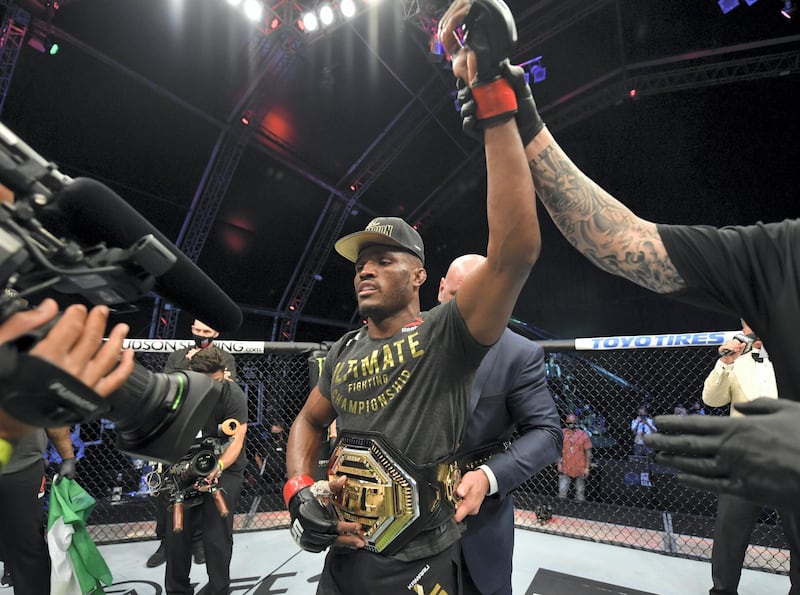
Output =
[{"x1": 454, "y1": 469, "x2": 490, "y2": 522}]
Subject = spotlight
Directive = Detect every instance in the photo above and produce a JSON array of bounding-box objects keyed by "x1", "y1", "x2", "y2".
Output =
[
  {"x1": 781, "y1": 0, "x2": 796, "y2": 18},
  {"x1": 340, "y1": 0, "x2": 357, "y2": 18},
  {"x1": 519, "y1": 56, "x2": 546, "y2": 84},
  {"x1": 302, "y1": 10, "x2": 319, "y2": 32},
  {"x1": 242, "y1": 0, "x2": 264, "y2": 22},
  {"x1": 717, "y1": 0, "x2": 739, "y2": 13},
  {"x1": 318, "y1": 3, "x2": 335, "y2": 27}
]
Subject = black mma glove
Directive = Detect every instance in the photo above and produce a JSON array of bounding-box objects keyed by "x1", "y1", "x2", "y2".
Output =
[
  {"x1": 458, "y1": 61, "x2": 545, "y2": 144},
  {"x1": 461, "y1": 0, "x2": 519, "y2": 129},
  {"x1": 284, "y1": 475, "x2": 339, "y2": 553},
  {"x1": 463, "y1": 0, "x2": 517, "y2": 83},
  {"x1": 644, "y1": 398, "x2": 800, "y2": 510},
  {"x1": 502, "y1": 61, "x2": 544, "y2": 146},
  {"x1": 57, "y1": 457, "x2": 77, "y2": 483}
]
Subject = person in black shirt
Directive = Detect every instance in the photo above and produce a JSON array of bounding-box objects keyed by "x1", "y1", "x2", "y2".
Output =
[{"x1": 162, "y1": 346, "x2": 248, "y2": 595}]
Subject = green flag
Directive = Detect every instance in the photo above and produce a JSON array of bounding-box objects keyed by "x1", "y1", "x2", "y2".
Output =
[{"x1": 47, "y1": 477, "x2": 113, "y2": 594}]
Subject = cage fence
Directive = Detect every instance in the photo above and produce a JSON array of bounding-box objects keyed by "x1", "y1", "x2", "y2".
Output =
[
  {"x1": 59, "y1": 332, "x2": 787, "y2": 575},
  {"x1": 515, "y1": 331, "x2": 788, "y2": 575}
]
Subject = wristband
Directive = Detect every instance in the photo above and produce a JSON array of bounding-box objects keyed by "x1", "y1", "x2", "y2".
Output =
[
  {"x1": 0, "y1": 438, "x2": 13, "y2": 472},
  {"x1": 283, "y1": 474, "x2": 314, "y2": 508},
  {"x1": 471, "y1": 78, "x2": 517, "y2": 122},
  {"x1": 217, "y1": 460, "x2": 225, "y2": 472}
]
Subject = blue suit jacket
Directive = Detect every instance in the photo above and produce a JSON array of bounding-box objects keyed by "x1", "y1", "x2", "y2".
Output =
[{"x1": 459, "y1": 328, "x2": 562, "y2": 594}]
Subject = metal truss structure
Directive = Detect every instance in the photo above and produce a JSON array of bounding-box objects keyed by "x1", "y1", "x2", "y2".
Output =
[
  {"x1": 2, "y1": 0, "x2": 798, "y2": 339},
  {"x1": 0, "y1": 2, "x2": 29, "y2": 116}
]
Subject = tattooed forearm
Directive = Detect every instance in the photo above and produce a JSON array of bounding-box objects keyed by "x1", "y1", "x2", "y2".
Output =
[{"x1": 529, "y1": 143, "x2": 685, "y2": 294}]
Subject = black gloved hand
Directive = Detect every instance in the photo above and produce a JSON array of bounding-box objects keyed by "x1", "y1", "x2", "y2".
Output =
[
  {"x1": 644, "y1": 398, "x2": 800, "y2": 510},
  {"x1": 57, "y1": 457, "x2": 77, "y2": 483},
  {"x1": 287, "y1": 486, "x2": 339, "y2": 553},
  {"x1": 463, "y1": 0, "x2": 517, "y2": 83},
  {"x1": 502, "y1": 61, "x2": 544, "y2": 146},
  {"x1": 457, "y1": 62, "x2": 544, "y2": 144}
]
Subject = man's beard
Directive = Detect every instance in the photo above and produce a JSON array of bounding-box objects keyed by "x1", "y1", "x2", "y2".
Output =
[{"x1": 358, "y1": 301, "x2": 387, "y2": 322}]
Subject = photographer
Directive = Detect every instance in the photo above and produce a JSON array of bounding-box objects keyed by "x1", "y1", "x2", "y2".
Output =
[
  {"x1": 163, "y1": 346, "x2": 247, "y2": 595},
  {"x1": 631, "y1": 406, "x2": 656, "y2": 457},
  {"x1": 0, "y1": 298, "x2": 134, "y2": 462}
]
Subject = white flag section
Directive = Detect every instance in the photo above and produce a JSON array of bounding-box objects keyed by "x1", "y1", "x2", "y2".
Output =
[
  {"x1": 49, "y1": 514, "x2": 81, "y2": 595},
  {"x1": 47, "y1": 477, "x2": 112, "y2": 594}
]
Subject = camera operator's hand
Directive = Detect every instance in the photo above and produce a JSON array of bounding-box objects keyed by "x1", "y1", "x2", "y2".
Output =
[
  {"x1": 1, "y1": 300, "x2": 63, "y2": 441},
  {"x1": 0, "y1": 298, "x2": 61, "y2": 346},
  {"x1": 28, "y1": 302, "x2": 135, "y2": 397}
]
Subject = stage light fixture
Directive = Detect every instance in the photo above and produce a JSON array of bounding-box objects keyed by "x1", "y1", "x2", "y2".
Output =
[
  {"x1": 717, "y1": 0, "x2": 740, "y2": 13},
  {"x1": 531, "y1": 65, "x2": 546, "y2": 83},
  {"x1": 242, "y1": 0, "x2": 264, "y2": 22},
  {"x1": 319, "y1": 3, "x2": 335, "y2": 27},
  {"x1": 341, "y1": 0, "x2": 357, "y2": 18},
  {"x1": 302, "y1": 10, "x2": 319, "y2": 32},
  {"x1": 781, "y1": 0, "x2": 796, "y2": 18}
]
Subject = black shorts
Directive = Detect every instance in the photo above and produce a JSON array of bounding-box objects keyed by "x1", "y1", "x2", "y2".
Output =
[{"x1": 316, "y1": 542, "x2": 462, "y2": 595}]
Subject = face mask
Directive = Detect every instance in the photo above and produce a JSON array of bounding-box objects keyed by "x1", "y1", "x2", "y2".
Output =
[
  {"x1": 193, "y1": 334, "x2": 214, "y2": 349},
  {"x1": 567, "y1": 423, "x2": 576, "y2": 429}
]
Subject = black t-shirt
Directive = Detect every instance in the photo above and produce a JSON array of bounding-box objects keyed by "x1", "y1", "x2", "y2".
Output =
[
  {"x1": 200, "y1": 380, "x2": 248, "y2": 474},
  {"x1": 658, "y1": 219, "x2": 800, "y2": 400},
  {"x1": 318, "y1": 299, "x2": 488, "y2": 561}
]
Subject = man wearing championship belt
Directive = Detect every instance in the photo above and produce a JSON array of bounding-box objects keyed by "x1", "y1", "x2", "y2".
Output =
[{"x1": 284, "y1": 1, "x2": 542, "y2": 592}]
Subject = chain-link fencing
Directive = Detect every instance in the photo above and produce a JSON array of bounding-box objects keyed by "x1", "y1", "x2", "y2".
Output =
[
  {"x1": 57, "y1": 340, "x2": 326, "y2": 545},
  {"x1": 515, "y1": 331, "x2": 788, "y2": 575},
  {"x1": 61, "y1": 332, "x2": 788, "y2": 575}
]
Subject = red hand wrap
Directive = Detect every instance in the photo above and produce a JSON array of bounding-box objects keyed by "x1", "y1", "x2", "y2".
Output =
[
  {"x1": 283, "y1": 474, "x2": 314, "y2": 508},
  {"x1": 471, "y1": 78, "x2": 517, "y2": 122}
]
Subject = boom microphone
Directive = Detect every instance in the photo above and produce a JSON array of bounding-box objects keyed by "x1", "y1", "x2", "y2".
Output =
[{"x1": 40, "y1": 177, "x2": 242, "y2": 332}]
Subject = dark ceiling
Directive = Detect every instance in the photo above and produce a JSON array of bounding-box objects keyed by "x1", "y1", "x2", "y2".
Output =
[{"x1": 2, "y1": 0, "x2": 799, "y2": 342}]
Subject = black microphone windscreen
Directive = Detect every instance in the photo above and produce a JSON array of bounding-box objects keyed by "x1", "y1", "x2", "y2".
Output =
[{"x1": 42, "y1": 177, "x2": 242, "y2": 332}]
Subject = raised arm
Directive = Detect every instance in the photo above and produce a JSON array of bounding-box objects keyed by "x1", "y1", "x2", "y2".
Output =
[
  {"x1": 438, "y1": 1, "x2": 540, "y2": 346},
  {"x1": 524, "y1": 128, "x2": 685, "y2": 294}
]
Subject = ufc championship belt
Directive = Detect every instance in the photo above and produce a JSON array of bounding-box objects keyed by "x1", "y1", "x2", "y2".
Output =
[{"x1": 327, "y1": 431, "x2": 461, "y2": 556}]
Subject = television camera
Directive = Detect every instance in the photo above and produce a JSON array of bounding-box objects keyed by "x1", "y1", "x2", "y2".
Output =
[
  {"x1": 0, "y1": 122, "x2": 241, "y2": 463},
  {"x1": 145, "y1": 419, "x2": 240, "y2": 532}
]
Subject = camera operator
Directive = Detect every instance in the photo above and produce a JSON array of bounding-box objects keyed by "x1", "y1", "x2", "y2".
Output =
[
  {"x1": 0, "y1": 298, "x2": 134, "y2": 464},
  {"x1": 147, "y1": 319, "x2": 238, "y2": 568},
  {"x1": 163, "y1": 346, "x2": 247, "y2": 595}
]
